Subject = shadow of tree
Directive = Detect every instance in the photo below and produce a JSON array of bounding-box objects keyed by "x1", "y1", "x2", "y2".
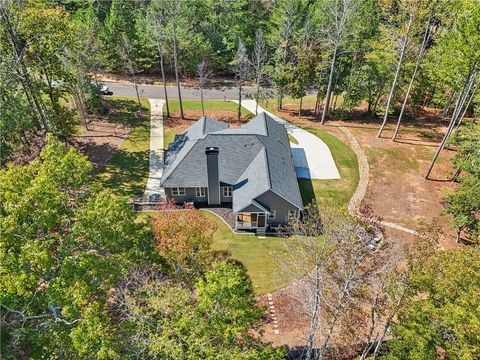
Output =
[
  {"x1": 98, "y1": 148, "x2": 149, "y2": 198},
  {"x1": 107, "y1": 98, "x2": 149, "y2": 128}
]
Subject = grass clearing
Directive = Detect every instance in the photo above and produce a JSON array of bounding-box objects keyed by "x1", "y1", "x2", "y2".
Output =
[
  {"x1": 135, "y1": 210, "x2": 289, "y2": 295},
  {"x1": 202, "y1": 211, "x2": 290, "y2": 295},
  {"x1": 288, "y1": 134, "x2": 299, "y2": 145},
  {"x1": 96, "y1": 96, "x2": 151, "y2": 199},
  {"x1": 366, "y1": 146, "x2": 432, "y2": 173},
  {"x1": 300, "y1": 127, "x2": 359, "y2": 207}
]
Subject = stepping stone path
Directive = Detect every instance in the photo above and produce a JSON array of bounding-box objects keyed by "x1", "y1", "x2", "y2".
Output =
[{"x1": 267, "y1": 293, "x2": 280, "y2": 335}]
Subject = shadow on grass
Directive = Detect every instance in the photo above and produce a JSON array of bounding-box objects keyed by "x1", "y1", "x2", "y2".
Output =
[
  {"x1": 298, "y1": 178, "x2": 316, "y2": 206},
  {"x1": 107, "y1": 98, "x2": 149, "y2": 128},
  {"x1": 98, "y1": 148, "x2": 149, "y2": 198}
]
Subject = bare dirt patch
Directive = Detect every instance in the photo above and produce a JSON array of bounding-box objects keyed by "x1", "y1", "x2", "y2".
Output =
[
  {"x1": 267, "y1": 103, "x2": 459, "y2": 245},
  {"x1": 169, "y1": 109, "x2": 251, "y2": 126},
  {"x1": 74, "y1": 119, "x2": 131, "y2": 173}
]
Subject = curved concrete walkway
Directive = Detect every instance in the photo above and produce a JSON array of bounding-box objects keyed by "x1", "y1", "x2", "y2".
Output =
[
  {"x1": 234, "y1": 100, "x2": 340, "y2": 180},
  {"x1": 145, "y1": 99, "x2": 166, "y2": 197}
]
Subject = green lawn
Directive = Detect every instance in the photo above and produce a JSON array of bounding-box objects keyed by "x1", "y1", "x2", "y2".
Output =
[
  {"x1": 164, "y1": 99, "x2": 253, "y2": 116},
  {"x1": 96, "y1": 96, "x2": 151, "y2": 199},
  {"x1": 163, "y1": 125, "x2": 176, "y2": 150},
  {"x1": 201, "y1": 211, "x2": 290, "y2": 295},
  {"x1": 135, "y1": 210, "x2": 290, "y2": 295},
  {"x1": 288, "y1": 133, "x2": 299, "y2": 145},
  {"x1": 299, "y1": 127, "x2": 359, "y2": 207},
  {"x1": 281, "y1": 93, "x2": 345, "y2": 109}
]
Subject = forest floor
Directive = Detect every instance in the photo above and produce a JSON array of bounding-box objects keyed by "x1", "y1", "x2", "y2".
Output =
[{"x1": 75, "y1": 96, "x2": 151, "y2": 198}]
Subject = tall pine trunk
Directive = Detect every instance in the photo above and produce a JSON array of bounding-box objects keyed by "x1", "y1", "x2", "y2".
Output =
[
  {"x1": 424, "y1": 70, "x2": 475, "y2": 178},
  {"x1": 172, "y1": 22, "x2": 184, "y2": 119},
  {"x1": 238, "y1": 82, "x2": 242, "y2": 124},
  {"x1": 378, "y1": 15, "x2": 413, "y2": 138},
  {"x1": 456, "y1": 80, "x2": 478, "y2": 129},
  {"x1": 2, "y1": 8, "x2": 49, "y2": 131},
  {"x1": 392, "y1": 21, "x2": 431, "y2": 140},
  {"x1": 299, "y1": 95, "x2": 303, "y2": 117},
  {"x1": 132, "y1": 73, "x2": 142, "y2": 111},
  {"x1": 305, "y1": 264, "x2": 322, "y2": 360},
  {"x1": 200, "y1": 88, "x2": 205, "y2": 116},
  {"x1": 158, "y1": 44, "x2": 170, "y2": 117},
  {"x1": 255, "y1": 80, "x2": 260, "y2": 115},
  {"x1": 321, "y1": 46, "x2": 337, "y2": 125}
]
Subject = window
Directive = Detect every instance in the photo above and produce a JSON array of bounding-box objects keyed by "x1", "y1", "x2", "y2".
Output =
[
  {"x1": 223, "y1": 186, "x2": 232, "y2": 197},
  {"x1": 268, "y1": 210, "x2": 276, "y2": 219},
  {"x1": 287, "y1": 210, "x2": 297, "y2": 219},
  {"x1": 195, "y1": 187, "x2": 206, "y2": 197},
  {"x1": 171, "y1": 187, "x2": 186, "y2": 196}
]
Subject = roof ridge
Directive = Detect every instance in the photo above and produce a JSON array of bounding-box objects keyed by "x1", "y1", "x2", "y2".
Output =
[
  {"x1": 260, "y1": 145, "x2": 272, "y2": 190},
  {"x1": 201, "y1": 116, "x2": 207, "y2": 135}
]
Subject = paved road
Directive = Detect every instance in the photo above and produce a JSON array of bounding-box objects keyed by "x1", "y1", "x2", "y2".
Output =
[
  {"x1": 105, "y1": 80, "x2": 256, "y2": 100},
  {"x1": 235, "y1": 100, "x2": 341, "y2": 180}
]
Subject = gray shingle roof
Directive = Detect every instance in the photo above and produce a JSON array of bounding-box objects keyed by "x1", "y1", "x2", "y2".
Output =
[{"x1": 161, "y1": 114, "x2": 303, "y2": 211}]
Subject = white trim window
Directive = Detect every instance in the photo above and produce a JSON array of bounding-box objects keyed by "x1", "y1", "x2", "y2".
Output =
[
  {"x1": 195, "y1": 187, "x2": 206, "y2": 197},
  {"x1": 287, "y1": 210, "x2": 297, "y2": 220},
  {"x1": 223, "y1": 186, "x2": 232, "y2": 197},
  {"x1": 268, "y1": 210, "x2": 276, "y2": 219},
  {"x1": 171, "y1": 187, "x2": 186, "y2": 196}
]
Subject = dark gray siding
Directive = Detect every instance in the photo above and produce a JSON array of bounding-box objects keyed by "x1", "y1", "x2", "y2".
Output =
[
  {"x1": 255, "y1": 190, "x2": 300, "y2": 227},
  {"x1": 165, "y1": 187, "x2": 208, "y2": 204}
]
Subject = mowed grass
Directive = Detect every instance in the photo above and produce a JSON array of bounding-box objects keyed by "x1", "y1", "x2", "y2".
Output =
[
  {"x1": 97, "y1": 96, "x2": 151, "y2": 199},
  {"x1": 135, "y1": 210, "x2": 290, "y2": 295},
  {"x1": 163, "y1": 125, "x2": 176, "y2": 150},
  {"x1": 299, "y1": 127, "x2": 359, "y2": 207},
  {"x1": 201, "y1": 211, "x2": 290, "y2": 295},
  {"x1": 288, "y1": 133, "x2": 299, "y2": 144},
  {"x1": 282, "y1": 93, "x2": 345, "y2": 109},
  {"x1": 164, "y1": 99, "x2": 253, "y2": 117}
]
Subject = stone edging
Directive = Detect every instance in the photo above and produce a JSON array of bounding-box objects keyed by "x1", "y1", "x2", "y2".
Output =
[
  {"x1": 339, "y1": 127, "x2": 418, "y2": 236},
  {"x1": 340, "y1": 127, "x2": 369, "y2": 215}
]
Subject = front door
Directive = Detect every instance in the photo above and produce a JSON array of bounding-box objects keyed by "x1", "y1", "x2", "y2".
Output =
[{"x1": 257, "y1": 213, "x2": 266, "y2": 228}]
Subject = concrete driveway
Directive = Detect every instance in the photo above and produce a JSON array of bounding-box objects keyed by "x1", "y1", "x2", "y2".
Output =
[
  {"x1": 144, "y1": 99, "x2": 166, "y2": 198},
  {"x1": 234, "y1": 100, "x2": 341, "y2": 180}
]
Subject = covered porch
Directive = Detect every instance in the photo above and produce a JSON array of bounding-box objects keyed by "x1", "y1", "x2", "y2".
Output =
[{"x1": 235, "y1": 212, "x2": 267, "y2": 230}]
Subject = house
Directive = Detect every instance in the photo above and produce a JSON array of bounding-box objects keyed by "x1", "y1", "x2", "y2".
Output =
[{"x1": 160, "y1": 113, "x2": 304, "y2": 233}]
